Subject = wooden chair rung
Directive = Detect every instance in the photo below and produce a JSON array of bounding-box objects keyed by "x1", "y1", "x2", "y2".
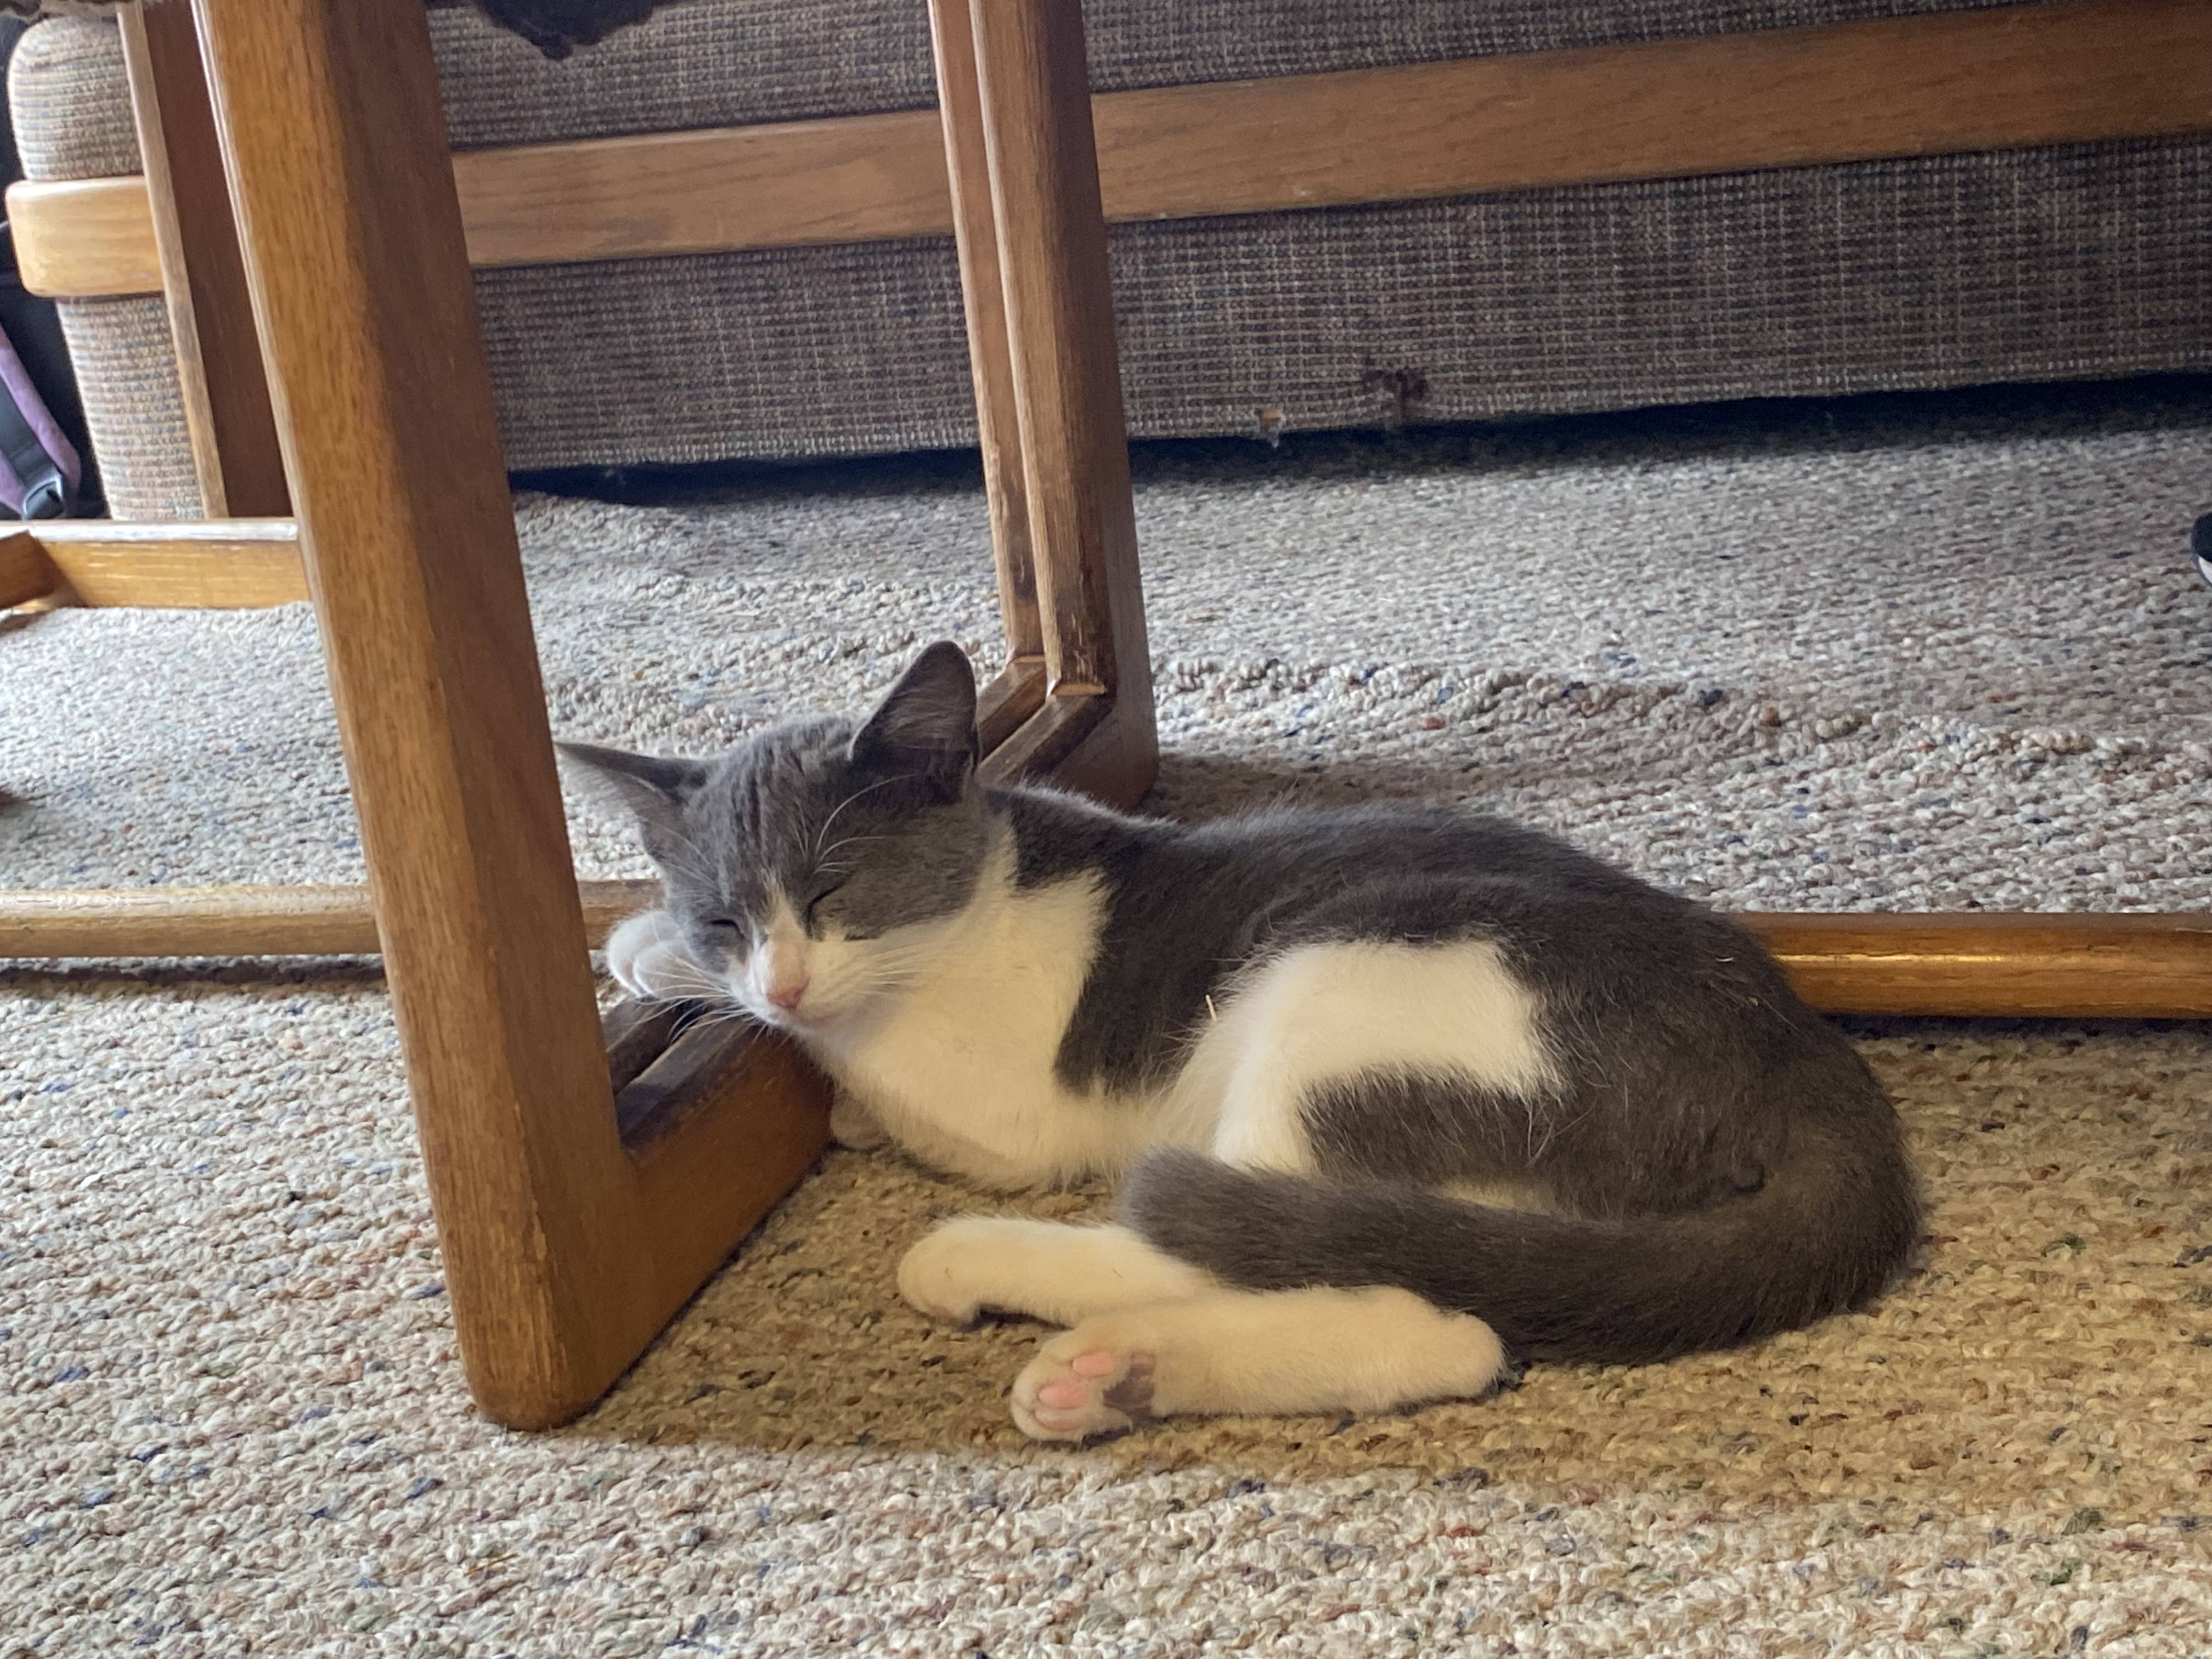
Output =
[
  {"x1": 21, "y1": 520, "x2": 305, "y2": 608},
  {"x1": 2, "y1": 532, "x2": 62, "y2": 611}
]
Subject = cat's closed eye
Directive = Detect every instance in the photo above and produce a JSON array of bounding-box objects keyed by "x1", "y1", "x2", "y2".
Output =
[
  {"x1": 703, "y1": 917, "x2": 744, "y2": 936},
  {"x1": 804, "y1": 882, "x2": 846, "y2": 928}
]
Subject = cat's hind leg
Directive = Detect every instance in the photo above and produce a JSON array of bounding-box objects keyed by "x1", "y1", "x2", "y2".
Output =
[
  {"x1": 898, "y1": 1217, "x2": 1211, "y2": 1327},
  {"x1": 900, "y1": 937, "x2": 1559, "y2": 1333},
  {"x1": 1008, "y1": 1285, "x2": 1508, "y2": 1442}
]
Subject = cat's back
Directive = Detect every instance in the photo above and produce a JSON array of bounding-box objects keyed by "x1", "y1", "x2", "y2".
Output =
[
  {"x1": 1000, "y1": 788, "x2": 1773, "y2": 1093},
  {"x1": 1200, "y1": 804, "x2": 1816, "y2": 1053}
]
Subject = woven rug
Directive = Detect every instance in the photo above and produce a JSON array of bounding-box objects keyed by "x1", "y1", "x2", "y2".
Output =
[{"x1": 4, "y1": 382, "x2": 2211, "y2": 1654}]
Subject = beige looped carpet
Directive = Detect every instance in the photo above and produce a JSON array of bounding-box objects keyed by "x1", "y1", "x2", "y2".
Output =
[{"x1": 4, "y1": 383, "x2": 2211, "y2": 1655}]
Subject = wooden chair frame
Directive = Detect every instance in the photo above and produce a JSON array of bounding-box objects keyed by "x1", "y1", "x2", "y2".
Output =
[{"x1": 2, "y1": 0, "x2": 2208, "y2": 1429}]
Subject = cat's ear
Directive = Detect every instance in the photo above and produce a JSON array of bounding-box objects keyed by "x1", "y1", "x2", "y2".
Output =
[
  {"x1": 557, "y1": 742, "x2": 708, "y2": 866},
  {"x1": 849, "y1": 641, "x2": 979, "y2": 798}
]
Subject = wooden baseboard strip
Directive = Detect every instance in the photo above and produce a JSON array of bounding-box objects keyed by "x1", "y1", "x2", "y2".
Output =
[
  {"x1": 0, "y1": 879, "x2": 661, "y2": 960},
  {"x1": 4, "y1": 882, "x2": 2207, "y2": 1018},
  {"x1": 1756, "y1": 911, "x2": 2212, "y2": 1018}
]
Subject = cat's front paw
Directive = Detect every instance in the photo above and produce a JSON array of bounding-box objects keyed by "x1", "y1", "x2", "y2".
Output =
[
  {"x1": 828, "y1": 1091, "x2": 890, "y2": 1151},
  {"x1": 896, "y1": 1217, "x2": 1015, "y2": 1325},
  {"x1": 1011, "y1": 1331, "x2": 1156, "y2": 1442},
  {"x1": 603, "y1": 908, "x2": 713, "y2": 1002}
]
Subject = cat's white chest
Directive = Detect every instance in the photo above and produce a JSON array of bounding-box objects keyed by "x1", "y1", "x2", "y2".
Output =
[{"x1": 806, "y1": 863, "x2": 1153, "y2": 1188}]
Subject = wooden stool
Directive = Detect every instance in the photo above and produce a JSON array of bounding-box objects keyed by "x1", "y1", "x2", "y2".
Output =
[{"x1": 2, "y1": 0, "x2": 2207, "y2": 1430}]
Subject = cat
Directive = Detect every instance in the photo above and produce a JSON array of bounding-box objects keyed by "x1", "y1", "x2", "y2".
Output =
[{"x1": 562, "y1": 641, "x2": 1921, "y2": 1442}]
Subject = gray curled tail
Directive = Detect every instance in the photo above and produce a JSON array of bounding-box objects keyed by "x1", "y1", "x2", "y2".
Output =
[{"x1": 1120, "y1": 1075, "x2": 1920, "y2": 1366}]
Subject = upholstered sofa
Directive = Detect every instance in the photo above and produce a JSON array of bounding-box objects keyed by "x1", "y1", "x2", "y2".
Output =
[{"x1": 12, "y1": 0, "x2": 2212, "y2": 520}]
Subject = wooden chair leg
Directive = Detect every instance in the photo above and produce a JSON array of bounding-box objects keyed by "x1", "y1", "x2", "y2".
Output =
[
  {"x1": 189, "y1": 0, "x2": 826, "y2": 1430},
  {"x1": 936, "y1": 0, "x2": 1157, "y2": 809},
  {"x1": 927, "y1": 0, "x2": 1046, "y2": 752},
  {"x1": 121, "y1": 0, "x2": 289, "y2": 519}
]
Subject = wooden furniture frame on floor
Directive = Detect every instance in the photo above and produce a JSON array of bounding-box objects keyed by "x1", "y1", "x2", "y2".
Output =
[
  {"x1": 3, "y1": 0, "x2": 2210, "y2": 1430},
  {"x1": 6, "y1": 0, "x2": 1150, "y2": 1431}
]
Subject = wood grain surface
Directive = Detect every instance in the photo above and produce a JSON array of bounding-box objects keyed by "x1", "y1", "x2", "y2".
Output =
[
  {"x1": 1087, "y1": 0, "x2": 2212, "y2": 224},
  {"x1": 0, "y1": 879, "x2": 661, "y2": 958},
  {"x1": 121, "y1": 2, "x2": 290, "y2": 517},
  {"x1": 188, "y1": 0, "x2": 825, "y2": 1430},
  {"x1": 928, "y1": 0, "x2": 1043, "y2": 672},
  {"x1": 27, "y1": 518, "x2": 306, "y2": 607},
  {"x1": 1757, "y1": 912, "x2": 2212, "y2": 1019},
  {"x1": 6, "y1": 883, "x2": 2207, "y2": 1018},
  {"x1": 0, "y1": 532, "x2": 57, "y2": 611},
  {"x1": 965, "y1": 0, "x2": 1155, "y2": 809}
]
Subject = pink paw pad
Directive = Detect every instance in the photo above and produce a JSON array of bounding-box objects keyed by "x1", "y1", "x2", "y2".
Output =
[
  {"x1": 1013, "y1": 1346, "x2": 1157, "y2": 1442},
  {"x1": 1037, "y1": 1350, "x2": 1126, "y2": 1409}
]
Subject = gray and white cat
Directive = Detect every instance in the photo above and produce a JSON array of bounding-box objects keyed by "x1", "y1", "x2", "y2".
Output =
[{"x1": 564, "y1": 642, "x2": 1920, "y2": 1442}]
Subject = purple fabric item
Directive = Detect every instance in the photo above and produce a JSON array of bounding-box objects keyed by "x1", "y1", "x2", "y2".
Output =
[{"x1": 0, "y1": 314, "x2": 81, "y2": 518}]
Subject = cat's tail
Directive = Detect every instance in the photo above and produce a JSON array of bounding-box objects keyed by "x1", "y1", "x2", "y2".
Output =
[{"x1": 1119, "y1": 1054, "x2": 1921, "y2": 1365}]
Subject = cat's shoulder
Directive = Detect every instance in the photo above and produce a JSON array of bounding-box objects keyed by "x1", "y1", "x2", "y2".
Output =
[{"x1": 991, "y1": 781, "x2": 1171, "y2": 888}]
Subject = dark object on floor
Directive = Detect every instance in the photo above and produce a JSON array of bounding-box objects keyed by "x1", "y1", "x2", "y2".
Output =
[
  {"x1": 441, "y1": 0, "x2": 667, "y2": 57},
  {"x1": 1, "y1": 1, "x2": 665, "y2": 58},
  {"x1": 2192, "y1": 512, "x2": 2212, "y2": 590}
]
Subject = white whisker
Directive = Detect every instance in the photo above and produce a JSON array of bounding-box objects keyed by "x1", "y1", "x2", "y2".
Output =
[{"x1": 813, "y1": 774, "x2": 925, "y2": 859}]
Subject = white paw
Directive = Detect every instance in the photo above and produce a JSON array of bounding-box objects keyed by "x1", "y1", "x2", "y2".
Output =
[
  {"x1": 604, "y1": 909, "x2": 714, "y2": 1002},
  {"x1": 828, "y1": 1091, "x2": 890, "y2": 1152},
  {"x1": 896, "y1": 1217, "x2": 1006, "y2": 1325},
  {"x1": 1011, "y1": 1329, "x2": 1156, "y2": 1442}
]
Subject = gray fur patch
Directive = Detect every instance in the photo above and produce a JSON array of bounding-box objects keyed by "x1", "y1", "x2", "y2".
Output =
[{"x1": 561, "y1": 642, "x2": 989, "y2": 964}]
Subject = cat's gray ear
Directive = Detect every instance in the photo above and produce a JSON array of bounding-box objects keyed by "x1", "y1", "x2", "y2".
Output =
[
  {"x1": 849, "y1": 641, "x2": 979, "y2": 797},
  {"x1": 557, "y1": 742, "x2": 707, "y2": 865}
]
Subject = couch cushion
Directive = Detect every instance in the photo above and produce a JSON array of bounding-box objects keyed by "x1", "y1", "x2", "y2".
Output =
[
  {"x1": 16, "y1": 0, "x2": 2043, "y2": 171},
  {"x1": 7, "y1": 16, "x2": 133, "y2": 179},
  {"x1": 426, "y1": 0, "x2": 2041, "y2": 149},
  {"x1": 21, "y1": 0, "x2": 2208, "y2": 521},
  {"x1": 467, "y1": 137, "x2": 2212, "y2": 473}
]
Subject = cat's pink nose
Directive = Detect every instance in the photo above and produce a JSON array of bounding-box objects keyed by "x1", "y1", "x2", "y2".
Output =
[{"x1": 767, "y1": 979, "x2": 810, "y2": 1012}]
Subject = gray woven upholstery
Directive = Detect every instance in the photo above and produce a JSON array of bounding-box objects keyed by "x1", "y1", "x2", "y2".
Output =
[
  {"x1": 472, "y1": 137, "x2": 2212, "y2": 476},
  {"x1": 3, "y1": 1, "x2": 662, "y2": 58},
  {"x1": 53, "y1": 296, "x2": 201, "y2": 518},
  {"x1": 14, "y1": 0, "x2": 2210, "y2": 520},
  {"x1": 9, "y1": 16, "x2": 133, "y2": 177},
  {"x1": 22, "y1": 1, "x2": 2037, "y2": 157},
  {"x1": 425, "y1": 0, "x2": 2033, "y2": 148}
]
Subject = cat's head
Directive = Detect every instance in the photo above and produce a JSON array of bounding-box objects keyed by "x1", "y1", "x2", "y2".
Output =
[{"x1": 562, "y1": 641, "x2": 990, "y2": 1032}]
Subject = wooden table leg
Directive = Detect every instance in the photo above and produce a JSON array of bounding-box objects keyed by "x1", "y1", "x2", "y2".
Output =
[
  {"x1": 938, "y1": 0, "x2": 1156, "y2": 808},
  {"x1": 121, "y1": 0, "x2": 289, "y2": 519},
  {"x1": 189, "y1": 0, "x2": 826, "y2": 1430}
]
